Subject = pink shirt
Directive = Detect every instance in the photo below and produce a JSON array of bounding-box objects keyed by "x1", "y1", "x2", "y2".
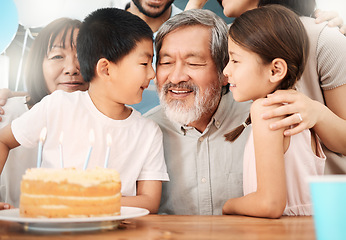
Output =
[{"x1": 243, "y1": 127, "x2": 326, "y2": 216}]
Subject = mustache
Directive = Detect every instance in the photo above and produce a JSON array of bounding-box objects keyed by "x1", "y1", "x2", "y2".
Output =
[{"x1": 162, "y1": 81, "x2": 199, "y2": 94}]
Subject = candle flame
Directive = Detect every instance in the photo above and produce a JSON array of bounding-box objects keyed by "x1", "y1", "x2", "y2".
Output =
[
  {"x1": 39, "y1": 127, "x2": 47, "y2": 142},
  {"x1": 59, "y1": 132, "x2": 64, "y2": 144},
  {"x1": 89, "y1": 129, "x2": 95, "y2": 144},
  {"x1": 107, "y1": 133, "x2": 112, "y2": 146}
]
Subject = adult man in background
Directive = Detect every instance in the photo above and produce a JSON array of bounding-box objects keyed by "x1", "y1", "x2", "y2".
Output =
[{"x1": 126, "y1": 0, "x2": 182, "y2": 33}]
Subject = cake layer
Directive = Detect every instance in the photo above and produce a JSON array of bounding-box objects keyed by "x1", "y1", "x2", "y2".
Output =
[
  {"x1": 20, "y1": 168, "x2": 122, "y2": 218},
  {"x1": 20, "y1": 192, "x2": 121, "y2": 206},
  {"x1": 21, "y1": 180, "x2": 121, "y2": 197},
  {"x1": 20, "y1": 201, "x2": 121, "y2": 218}
]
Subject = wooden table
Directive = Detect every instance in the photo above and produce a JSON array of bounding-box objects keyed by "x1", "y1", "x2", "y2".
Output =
[{"x1": 0, "y1": 214, "x2": 316, "y2": 239}]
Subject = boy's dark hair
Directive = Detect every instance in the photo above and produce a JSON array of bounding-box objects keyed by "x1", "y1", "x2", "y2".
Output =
[{"x1": 77, "y1": 8, "x2": 153, "y2": 83}]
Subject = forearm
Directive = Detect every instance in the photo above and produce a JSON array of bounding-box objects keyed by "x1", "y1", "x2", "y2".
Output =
[
  {"x1": 0, "y1": 89, "x2": 27, "y2": 103},
  {"x1": 0, "y1": 124, "x2": 20, "y2": 173},
  {"x1": 313, "y1": 103, "x2": 346, "y2": 155},
  {"x1": 121, "y1": 195, "x2": 160, "y2": 213},
  {"x1": 222, "y1": 191, "x2": 286, "y2": 219},
  {"x1": 0, "y1": 142, "x2": 10, "y2": 174},
  {"x1": 184, "y1": 0, "x2": 208, "y2": 10}
]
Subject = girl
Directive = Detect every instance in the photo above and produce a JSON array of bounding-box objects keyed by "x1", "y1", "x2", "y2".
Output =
[{"x1": 222, "y1": 5, "x2": 325, "y2": 218}]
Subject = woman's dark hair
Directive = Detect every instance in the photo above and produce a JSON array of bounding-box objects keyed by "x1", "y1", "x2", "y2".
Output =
[
  {"x1": 225, "y1": 5, "x2": 309, "y2": 142},
  {"x1": 25, "y1": 18, "x2": 81, "y2": 106},
  {"x1": 258, "y1": 0, "x2": 316, "y2": 17}
]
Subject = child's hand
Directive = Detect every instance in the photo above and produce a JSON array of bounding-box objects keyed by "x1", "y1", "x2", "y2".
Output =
[
  {"x1": 315, "y1": 9, "x2": 346, "y2": 35},
  {"x1": 0, "y1": 202, "x2": 14, "y2": 210}
]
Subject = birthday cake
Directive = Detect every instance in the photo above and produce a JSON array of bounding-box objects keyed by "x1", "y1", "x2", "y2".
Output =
[{"x1": 19, "y1": 168, "x2": 121, "y2": 218}]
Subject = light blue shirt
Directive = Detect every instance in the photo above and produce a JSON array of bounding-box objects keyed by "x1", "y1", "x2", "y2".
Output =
[{"x1": 145, "y1": 92, "x2": 251, "y2": 215}]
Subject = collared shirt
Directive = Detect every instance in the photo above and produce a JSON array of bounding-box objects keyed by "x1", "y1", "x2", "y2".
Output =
[{"x1": 145, "y1": 92, "x2": 251, "y2": 215}]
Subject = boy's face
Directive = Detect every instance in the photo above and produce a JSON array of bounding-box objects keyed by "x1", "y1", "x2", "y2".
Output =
[{"x1": 108, "y1": 39, "x2": 155, "y2": 105}]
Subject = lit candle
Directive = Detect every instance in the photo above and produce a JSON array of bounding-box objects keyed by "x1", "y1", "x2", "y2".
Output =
[
  {"x1": 36, "y1": 127, "x2": 47, "y2": 168},
  {"x1": 59, "y1": 132, "x2": 64, "y2": 168},
  {"x1": 83, "y1": 129, "x2": 95, "y2": 170},
  {"x1": 104, "y1": 133, "x2": 112, "y2": 168}
]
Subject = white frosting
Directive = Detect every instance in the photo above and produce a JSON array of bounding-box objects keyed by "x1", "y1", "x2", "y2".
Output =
[
  {"x1": 21, "y1": 193, "x2": 121, "y2": 200},
  {"x1": 22, "y1": 167, "x2": 120, "y2": 187}
]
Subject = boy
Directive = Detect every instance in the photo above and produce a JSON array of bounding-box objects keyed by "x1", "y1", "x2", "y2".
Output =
[{"x1": 0, "y1": 8, "x2": 169, "y2": 213}]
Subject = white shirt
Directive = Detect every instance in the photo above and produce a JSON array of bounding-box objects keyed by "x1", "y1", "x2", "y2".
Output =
[{"x1": 12, "y1": 90, "x2": 169, "y2": 197}]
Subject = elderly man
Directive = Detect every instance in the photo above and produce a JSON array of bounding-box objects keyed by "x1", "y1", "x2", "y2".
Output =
[{"x1": 145, "y1": 9, "x2": 250, "y2": 215}]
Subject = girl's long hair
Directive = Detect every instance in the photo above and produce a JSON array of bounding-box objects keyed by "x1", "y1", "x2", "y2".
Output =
[{"x1": 225, "y1": 5, "x2": 309, "y2": 142}]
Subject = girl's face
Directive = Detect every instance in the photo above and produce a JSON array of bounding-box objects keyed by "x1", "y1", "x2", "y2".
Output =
[
  {"x1": 42, "y1": 28, "x2": 89, "y2": 94},
  {"x1": 220, "y1": 0, "x2": 259, "y2": 17},
  {"x1": 223, "y1": 37, "x2": 273, "y2": 102}
]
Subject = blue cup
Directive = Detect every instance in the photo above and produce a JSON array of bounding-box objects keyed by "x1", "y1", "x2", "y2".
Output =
[{"x1": 309, "y1": 175, "x2": 346, "y2": 240}]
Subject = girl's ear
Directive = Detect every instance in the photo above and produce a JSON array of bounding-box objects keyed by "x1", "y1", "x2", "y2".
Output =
[
  {"x1": 96, "y1": 58, "x2": 111, "y2": 79},
  {"x1": 269, "y1": 58, "x2": 287, "y2": 83}
]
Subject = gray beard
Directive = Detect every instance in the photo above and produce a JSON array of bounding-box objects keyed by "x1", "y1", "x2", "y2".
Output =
[{"x1": 158, "y1": 84, "x2": 221, "y2": 126}]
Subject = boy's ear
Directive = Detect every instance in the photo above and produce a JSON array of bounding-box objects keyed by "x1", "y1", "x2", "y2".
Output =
[
  {"x1": 96, "y1": 58, "x2": 111, "y2": 79},
  {"x1": 269, "y1": 58, "x2": 287, "y2": 83}
]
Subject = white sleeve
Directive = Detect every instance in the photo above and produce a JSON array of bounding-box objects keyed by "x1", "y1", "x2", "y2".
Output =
[
  {"x1": 11, "y1": 95, "x2": 50, "y2": 148},
  {"x1": 137, "y1": 123, "x2": 169, "y2": 181}
]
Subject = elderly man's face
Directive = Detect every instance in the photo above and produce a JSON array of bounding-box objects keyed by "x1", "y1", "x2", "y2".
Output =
[{"x1": 156, "y1": 25, "x2": 225, "y2": 125}]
